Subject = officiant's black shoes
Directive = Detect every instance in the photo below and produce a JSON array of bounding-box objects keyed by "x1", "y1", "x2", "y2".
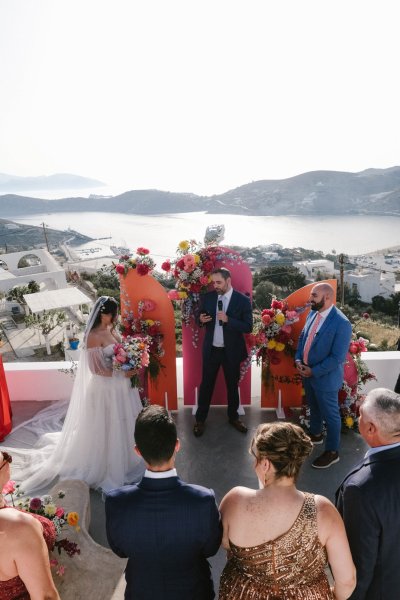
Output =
[
  {"x1": 229, "y1": 419, "x2": 248, "y2": 434},
  {"x1": 312, "y1": 451, "x2": 339, "y2": 469},
  {"x1": 193, "y1": 422, "x2": 205, "y2": 437}
]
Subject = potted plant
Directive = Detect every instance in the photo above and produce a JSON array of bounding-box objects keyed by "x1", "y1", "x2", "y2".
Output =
[{"x1": 68, "y1": 336, "x2": 80, "y2": 350}]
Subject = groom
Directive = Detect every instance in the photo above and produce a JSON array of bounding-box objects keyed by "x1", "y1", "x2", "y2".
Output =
[{"x1": 105, "y1": 405, "x2": 222, "y2": 600}]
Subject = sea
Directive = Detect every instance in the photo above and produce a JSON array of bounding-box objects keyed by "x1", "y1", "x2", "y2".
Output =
[{"x1": 7, "y1": 210, "x2": 400, "y2": 263}]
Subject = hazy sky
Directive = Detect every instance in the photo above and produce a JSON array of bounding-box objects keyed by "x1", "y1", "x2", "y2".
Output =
[{"x1": 1, "y1": 0, "x2": 399, "y2": 196}]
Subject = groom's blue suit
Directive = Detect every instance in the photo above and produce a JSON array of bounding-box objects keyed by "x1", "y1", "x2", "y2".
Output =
[
  {"x1": 105, "y1": 475, "x2": 222, "y2": 600},
  {"x1": 295, "y1": 305, "x2": 352, "y2": 450}
]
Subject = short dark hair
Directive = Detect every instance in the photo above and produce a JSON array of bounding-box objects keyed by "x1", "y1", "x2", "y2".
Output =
[
  {"x1": 135, "y1": 405, "x2": 177, "y2": 466},
  {"x1": 211, "y1": 267, "x2": 231, "y2": 280}
]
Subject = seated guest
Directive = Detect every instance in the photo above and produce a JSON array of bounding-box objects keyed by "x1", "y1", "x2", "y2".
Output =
[
  {"x1": 219, "y1": 422, "x2": 356, "y2": 600},
  {"x1": 0, "y1": 449, "x2": 60, "y2": 600},
  {"x1": 105, "y1": 405, "x2": 222, "y2": 600},
  {"x1": 336, "y1": 388, "x2": 400, "y2": 599}
]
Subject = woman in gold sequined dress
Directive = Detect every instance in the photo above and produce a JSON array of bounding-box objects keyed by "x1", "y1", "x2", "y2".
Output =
[{"x1": 218, "y1": 423, "x2": 356, "y2": 600}]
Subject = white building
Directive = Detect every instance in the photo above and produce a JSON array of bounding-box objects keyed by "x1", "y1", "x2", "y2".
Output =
[
  {"x1": 294, "y1": 259, "x2": 335, "y2": 281},
  {"x1": 0, "y1": 249, "x2": 67, "y2": 294},
  {"x1": 344, "y1": 269, "x2": 395, "y2": 303}
]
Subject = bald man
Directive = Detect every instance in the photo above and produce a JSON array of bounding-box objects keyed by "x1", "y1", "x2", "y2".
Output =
[{"x1": 295, "y1": 283, "x2": 352, "y2": 468}]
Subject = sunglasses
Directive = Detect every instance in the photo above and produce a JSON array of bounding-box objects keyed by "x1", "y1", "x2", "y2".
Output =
[{"x1": 0, "y1": 451, "x2": 12, "y2": 471}]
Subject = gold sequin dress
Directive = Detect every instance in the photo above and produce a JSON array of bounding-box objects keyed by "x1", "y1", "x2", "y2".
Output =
[{"x1": 219, "y1": 493, "x2": 334, "y2": 600}]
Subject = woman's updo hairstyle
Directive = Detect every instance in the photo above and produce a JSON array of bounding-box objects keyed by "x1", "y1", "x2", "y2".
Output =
[
  {"x1": 91, "y1": 296, "x2": 119, "y2": 330},
  {"x1": 251, "y1": 422, "x2": 313, "y2": 481}
]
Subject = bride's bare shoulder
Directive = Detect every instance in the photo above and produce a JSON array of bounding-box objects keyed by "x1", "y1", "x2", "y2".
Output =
[{"x1": 86, "y1": 330, "x2": 102, "y2": 349}]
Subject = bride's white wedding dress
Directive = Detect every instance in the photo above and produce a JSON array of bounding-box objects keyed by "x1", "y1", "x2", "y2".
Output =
[{"x1": 6, "y1": 344, "x2": 145, "y2": 493}]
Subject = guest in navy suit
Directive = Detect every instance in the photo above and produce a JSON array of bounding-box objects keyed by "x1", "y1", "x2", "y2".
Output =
[
  {"x1": 193, "y1": 267, "x2": 253, "y2": 437},
  {"x1": 105, "y1": 405, "x2": 222, "y2": 600},
  {"x1": 295, "y1": 283, "x2": 352, "y2": 468},
  {"x1": 336, "y1": 388, "x2": 400, "y2": 599}
]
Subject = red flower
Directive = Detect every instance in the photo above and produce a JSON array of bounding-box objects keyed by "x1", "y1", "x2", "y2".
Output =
[
  {"x1": 262, "y1": 309, "x2": 275, "y2": 317},
  {"x1": 115, "y1": 264, "x2": 125, "y2": 275},
  {"x1": 161, "y1": 261, "x2": 171, "y2": 272},
  {"x1": 349, "y1": 342, "x2": 360, "y2": 355},
  {"x1": 137, "y1": 247, "x2": 150, "y2": 255},
  {"x1": 176, "y1": 258, "x2": 185, "y2": 270},
  {"x1": 271, "y1": 300, "x2": 283, "y2": 309},
  {"x1": 338, "y1": 389, "x2": 348, "y2": 403},
  {"x1": 362, "y1": 312, "x2": 370, "y2": 319},
  {"x1": 137, "y1": 263, "x2": 150, "y2": 276},
  {"x1": 203, "y1": 260, "x2": 214, "y2": 273}
]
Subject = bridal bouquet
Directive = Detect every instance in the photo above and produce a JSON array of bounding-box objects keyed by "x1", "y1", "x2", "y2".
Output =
[
  {"x1": 2, "y1": 482, "x2": 80, "y2": 577},
  {"x1": 113, "y1": 247, "x2": 156, "y2": 277},
  {"x1": 113, "y1": 335, "x2": 151, "y2": 387}
]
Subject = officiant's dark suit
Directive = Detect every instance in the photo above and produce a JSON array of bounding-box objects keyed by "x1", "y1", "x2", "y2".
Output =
[
  {"x1": 335, "y1": 388, "x2": 400, "y2": 599},
  {"x1": 105, "y1": 406, "x2": 222, "y2": 600},
  {"x1": 195, "y1": 268, "x2": 253, "y2": 432}
]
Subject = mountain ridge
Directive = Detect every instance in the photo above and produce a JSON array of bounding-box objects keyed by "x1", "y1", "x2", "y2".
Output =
[{"x1": 0, "y1": 167, "x2": 399, "y2": 216}]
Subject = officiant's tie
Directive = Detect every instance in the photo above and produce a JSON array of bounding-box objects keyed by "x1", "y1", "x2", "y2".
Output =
[{"x1": 303, "y1": 313, "x2": 322, "y2": 365}]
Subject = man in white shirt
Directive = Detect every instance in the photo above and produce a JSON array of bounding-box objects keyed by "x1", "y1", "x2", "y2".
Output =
[{"x1": 336, "y1": 388, "x2": 400, "y2": 599}]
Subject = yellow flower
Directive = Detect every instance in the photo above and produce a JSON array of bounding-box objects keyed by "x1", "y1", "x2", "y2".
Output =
[
  {"x1": 179, "y1": 291, "x2": 188, "y2": 299},
  {"x1": 344, "y1": 416, "x2": 354, "y2": 428},
  {"x1": 145, "y1": 319, "x2": 155, "y2": 326},
  {"x1": 194, "y1": 253, "x2": 200, "y2": 264},
  {"x1": 267, "y1": 339, "x2": 276, "y2": 349},
  {"x1": 274, "y1": 313, "x2": 285, "y2": 325},
  {"x1": 44, "y1": 504, "x2": 57, "y2": 517},
  {"x1": 178, "y1": 240, "x2": 190, "y2": 251},
  {"x1": 67, "y1": 512, "x2": 79, "y2": 527},
  {"x1": 275, "y1": 342, "x2": 285, "y2": 352},
  {"x1": 129, "y1": 259, "x2": 136, "y2": 266}
]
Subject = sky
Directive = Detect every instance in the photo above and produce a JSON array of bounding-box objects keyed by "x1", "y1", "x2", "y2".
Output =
[{"x1": 1, "y1": 0, "x2": 400, "y2": 196}]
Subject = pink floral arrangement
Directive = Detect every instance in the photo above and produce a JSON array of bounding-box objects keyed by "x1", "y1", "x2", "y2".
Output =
[
  {"x1": 113, "y1": 334, "x2": 151, "y2": 387},
  {"x1": 249, "y1": 298, "x2": 305, "y2": 367},
  {"x1": 119, "y1": 301, "x2": 165, "y2": 383},
  {"x1": 2, "y1": 483, "x2": 80, "y2": 577},
  {"x1": 113, "y1": 247, "x2": 156, "y2": 277}
]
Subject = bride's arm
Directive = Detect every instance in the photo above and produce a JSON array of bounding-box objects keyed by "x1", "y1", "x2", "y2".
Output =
[{"x1": 86, "y1": 333, "x2": 113, "y2": 377}]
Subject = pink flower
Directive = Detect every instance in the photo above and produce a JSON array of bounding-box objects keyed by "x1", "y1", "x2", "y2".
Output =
[
  {"x1": 183, "y1": 254, "x2": 195, "y2": 272},
  {"x1": 137, "y1": 247, "x2": 150, "y2": 255},
  {"x1": 285, "y1": 310, "x2": 298, "y2": 320},
  {"x1": 280, "y1": 324, "x2": 292, "y2": 334},
  {"x1": 29, "y1": 497, "x2": 43, "y2": 511},
  {"x1": 55, "y1": 507, "x2": 65, "y2": 518},
  {"x1": 2, "y1": 480, "x2": 16, "y2": 495},
  {"x1": 199, "y1": 275, "x2": 209, "y2": 286},
  {"x1": 115, "y1": 264, "x2": 125, "y2": 275},
  {"x1": 161, "y1": 261, "x2": 171, "y2": 272},
  {"x1": 362, "y1": 312, "x2": 370, "y2": 319},
  {"x1": 50, "y1": 559, "x2": 59, "y2": 567},
  {"x1": 261, "y1": 314, "x2": 271, "y2": 325},
  {"x1": 141, "y1": 351, "x2": 150, "y2": 367},
  {"x1": 349, "y1": 342, "x2": 359, "y2": 355},
  {"x1": 143, "y1": 299, "x2": 156, "y2": 311},
  {"x1": 168, "y1": 290, "x2": 181, "y2": 300}
]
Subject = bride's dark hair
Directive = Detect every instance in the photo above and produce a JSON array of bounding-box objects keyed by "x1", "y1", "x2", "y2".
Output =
[{"x1": 90, "y1": 296, "x2": 119, "y2": 331}]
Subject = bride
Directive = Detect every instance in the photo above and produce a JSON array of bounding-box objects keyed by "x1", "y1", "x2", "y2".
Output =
[{"x1": 6, "y1": 296, "x2": 145, "y2": 493}]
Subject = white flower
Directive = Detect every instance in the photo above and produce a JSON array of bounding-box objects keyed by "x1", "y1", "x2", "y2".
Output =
[
  {"x1": 44, "y1": 503, "x2": 57, "y2": 516},
  {"x1": 41, "y1": 494, "x2": 53, "y2": 505}
]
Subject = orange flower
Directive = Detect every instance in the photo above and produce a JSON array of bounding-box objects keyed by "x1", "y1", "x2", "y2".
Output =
[{"x1": 67, "y1": 512, "x2": 79, "y2": 527}]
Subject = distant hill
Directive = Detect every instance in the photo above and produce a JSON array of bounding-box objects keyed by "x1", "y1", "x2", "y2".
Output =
[
  {"x1": 0, "y1": 218, "x2": 92, "y2": 253},
  {"x1": 0, "y1": 172, "x2": 105, "y2": 193},
  {"x1": 0, "y1": 167, "x2": 399, "y2": 216}
]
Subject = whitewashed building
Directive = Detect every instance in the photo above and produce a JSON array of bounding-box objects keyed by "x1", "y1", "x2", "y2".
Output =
[
  {"x1": 0, "y1": 249, "x2": 67, "y2": 294},
  {"x1": 293, "y1": 259, "x2": 335, "y2": 281},
  {"x1": 344, "y1": 269, "x2": 395, "y2": 303}
]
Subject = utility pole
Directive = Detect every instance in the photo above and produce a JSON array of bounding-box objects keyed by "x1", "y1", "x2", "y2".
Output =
[
  {"x1": 41, "y1": 222, "x2": 50, "y2": 252},
  {"x1": 339, "y1": 253, "x2": 345, "y2": 307}
]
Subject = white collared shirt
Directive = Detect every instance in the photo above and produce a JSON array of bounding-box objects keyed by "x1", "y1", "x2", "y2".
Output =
[
  {"x1": 212, "y1": 287, "x2": 233, "y2": 347},
  {"x1": 144, "y1": 468, "x2": 177, "y2": 479},
  {"x1": 314, "y1": 304, "x2": 334, "y2": 332}
]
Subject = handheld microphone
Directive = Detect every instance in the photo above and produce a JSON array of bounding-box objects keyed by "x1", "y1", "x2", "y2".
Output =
[{"x1": 218, "y1": 298, "x2": 223, "y2": 326}]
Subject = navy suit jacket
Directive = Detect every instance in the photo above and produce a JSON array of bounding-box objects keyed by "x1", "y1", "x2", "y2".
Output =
[
  {"x1": 105, "y1": 476, "x2": 222, "y2": 600},
  {"x1": 295, "y1": 305, "x2": 352, "y2": 391},
  {"x1": 335, "y1": 445, "x2": 400, "y2": 599},
  {"x1": 199, "y1": 289, "x2": 253, "y2": 365}
]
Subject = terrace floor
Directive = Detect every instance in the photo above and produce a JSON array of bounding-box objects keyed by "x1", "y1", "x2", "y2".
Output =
[{"x1": 6, "y1": 398, "x2": 368, "y2": 598}]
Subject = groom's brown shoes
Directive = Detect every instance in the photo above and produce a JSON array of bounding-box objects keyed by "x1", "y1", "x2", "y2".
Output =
[{"x1": 229, "y1": 419, "x2": 248, "y2": 433}]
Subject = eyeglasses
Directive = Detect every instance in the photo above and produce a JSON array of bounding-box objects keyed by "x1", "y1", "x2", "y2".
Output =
[{"x1": 0, "y1": 451, "x2": 12, "y2": 471}]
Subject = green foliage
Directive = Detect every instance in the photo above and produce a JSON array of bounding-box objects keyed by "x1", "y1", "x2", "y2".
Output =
[
  {"x1": 6, "y1": 281, "x2": 40, "y2": 304},
  {"x1": 25, "y1": 310, "x2": 66, "y2": 335},
  {"x1": 371, "y1": 292, "x2": 400, "y2": 316},
  {"x1": 253, "y1": 265, "x2": 306, "y2": 294},
  {"x1": 253, "y1": 280, "x2": 279, "y2": 310}
]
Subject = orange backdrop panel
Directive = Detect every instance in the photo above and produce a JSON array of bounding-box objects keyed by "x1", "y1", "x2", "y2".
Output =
[
  {"x1": 119, "y1": 270, "x2": 177, "y2": 410},
  {"x1": 0, "y1": 355, "x2": 12, "y2": 441},
  {"x1": 261, "y1": 279, "x2": 337, "y2": 408}
]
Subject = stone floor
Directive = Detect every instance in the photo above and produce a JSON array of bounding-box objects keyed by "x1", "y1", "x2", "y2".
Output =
[{"x1": 5, "y1": 399, "x2": 368, "y2": 598}]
